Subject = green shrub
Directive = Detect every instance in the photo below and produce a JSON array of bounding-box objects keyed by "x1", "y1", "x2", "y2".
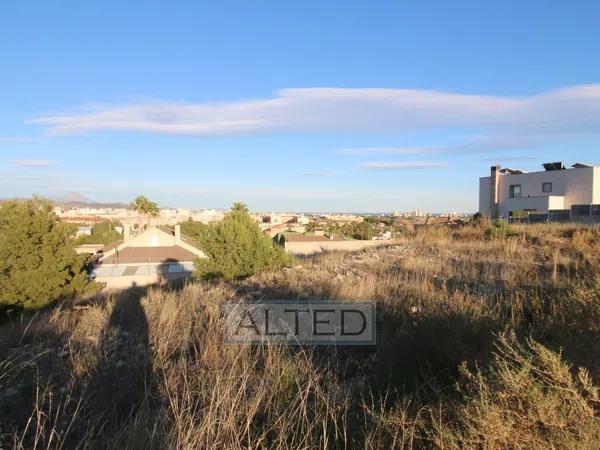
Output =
[
  {"x1": 0, "y1": 199, "x2": 92, "y2": 310},
  {"x1": 348, "y1": 221, "x2": 374, "y2": 240},
  {"x1": 485, "y1": 219, "x2": 517, "y2": 240},
  {"x1": 511, "y1": 210, "x2": 531, "y2": 219},
  {"x1": 434, "y1": 335, "x2": 600, "y2": 449},
  {"x1": 194, "y1": 203, "x2": 292, "y2": 281}
]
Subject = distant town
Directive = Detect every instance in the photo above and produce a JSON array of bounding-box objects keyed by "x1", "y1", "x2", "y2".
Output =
[
  {"x1": 52, "y1": 198, "x2": 471, "y2": 241},
  {"x1": 52, "y1": 195, "x2": 467, "y2": 222}
]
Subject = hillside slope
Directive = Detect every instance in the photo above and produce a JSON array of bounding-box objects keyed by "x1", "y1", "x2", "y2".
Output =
[{"x1": 2, "y1": 224, "x2": 600, "y2": 448}]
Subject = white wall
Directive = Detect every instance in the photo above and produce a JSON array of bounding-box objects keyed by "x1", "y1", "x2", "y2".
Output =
[
  {"x1": 285, "y1": 240, "x2": 389, "y2": 256},
  {"x1": 479, "y1": 177, "x2": 491, "y2": 215},
  {"x1": 128, "y1": 228, "x2": 176, "y2": 247},
  {"x1": 500, "y1": 196, "x2": 552, "y2": 216},
  {"x1": 548, "y1": 195, "x2": 566, "y2": 210},
  {"x1": 594, "y1": 168, "x2": 600, "y2": 204}
]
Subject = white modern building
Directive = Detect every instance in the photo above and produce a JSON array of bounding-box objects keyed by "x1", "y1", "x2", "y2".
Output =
[{"x1": 479, "y1": 162, "x2": 600, "y2": 218}]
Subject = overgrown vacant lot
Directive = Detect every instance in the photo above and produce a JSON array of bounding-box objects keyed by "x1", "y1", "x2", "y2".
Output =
[{"x1": 2, "y1": 223, "x2": 600, "y2": 449}]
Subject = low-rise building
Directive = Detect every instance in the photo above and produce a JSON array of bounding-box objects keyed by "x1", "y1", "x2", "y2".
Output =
[
  {"x1": 92, "y1": 224, "x2": 205, "y2": 289},
  {"x1": 479, "y1": 162, "x2": 600, "y2": 218}
]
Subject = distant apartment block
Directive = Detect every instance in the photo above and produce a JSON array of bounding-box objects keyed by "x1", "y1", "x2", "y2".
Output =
[{"x1": 479, "y1": 162, "x2": 600, "y2": 218}]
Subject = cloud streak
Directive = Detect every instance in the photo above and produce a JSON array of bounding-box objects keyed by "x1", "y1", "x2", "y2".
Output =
[
  {"x1": 336, "y1": 146, "x2": 443, "y2": 156},
  {"x1": 29, "y1": 85, "x2": 600, "y2": 142},
  {"x1": 0, "y1": 137, "x2": 36, "y2": 143},
  {"x1": 359, "y1": 161, "x2": 447, "y2": 171},
  {"x1": 299, "y1": 171, "x2": 336, "y2": 177},
  {"x1": 336, "y1": 134, "x2": 546, "y2": 157},
  {"x1": 12, "y1": 159, "x2": 55, "y2": 167}
]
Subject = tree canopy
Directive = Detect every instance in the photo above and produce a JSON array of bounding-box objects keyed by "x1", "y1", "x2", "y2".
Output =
[
  {"x1": 194, "y1": 203, "x2": 292, "y2": 281},
  {"x1": 76, "y1": 220, "x2": 123, "y2": 245},
  {"x1": 0, "y1": 199, "x2": 92, "y2": 310},
  {"x1": 231, "y1": 202, "x2": 249, "y2": 213},
  {"x1": 130, "y1": 195, "x2": 159, "y2": 217},
  {"x1": 179, "y1": 220, "x2": 209, "y2": 241},
  {"x1": 349, "y1": 221, "x2": 374, "y2": 240}
]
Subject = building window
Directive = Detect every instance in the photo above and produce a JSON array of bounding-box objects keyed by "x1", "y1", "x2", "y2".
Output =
[
  {"x1": 509, "y1": 184, "x2": 521, "y2": 198},
  {"x1": 542, "y1": 182, "x2": 552, "y2": 193}
]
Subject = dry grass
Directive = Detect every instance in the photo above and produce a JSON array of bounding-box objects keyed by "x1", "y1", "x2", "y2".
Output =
[{"x1": 2, "y1": 222, "x2": 600, "y2": 448}]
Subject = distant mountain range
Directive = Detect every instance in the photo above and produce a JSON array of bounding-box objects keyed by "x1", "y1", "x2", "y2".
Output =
[
  {"x1": 55, "y1": 192, "x2": 94, "y2": 204},
  {"x1": 50, "y1": 192, "x2": 129, "y2": 209}
]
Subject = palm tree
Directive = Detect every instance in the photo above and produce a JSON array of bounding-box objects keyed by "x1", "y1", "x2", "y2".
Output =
[
  {"x1": 231, "y1": 201, "x2": 249, "y2": 213},
  {"x1": 130, "y1": 195, "x2": 159, "y2": 231}
]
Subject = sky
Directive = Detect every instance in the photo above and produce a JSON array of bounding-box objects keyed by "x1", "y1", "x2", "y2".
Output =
[{"x1": 1, "y1": 1, "x2": 600, "y2": 213}]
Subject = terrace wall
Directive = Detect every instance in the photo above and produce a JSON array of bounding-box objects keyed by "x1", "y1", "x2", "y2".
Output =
[{"x1": 284, "y1": 239, "x2": 390, "y2": 255}]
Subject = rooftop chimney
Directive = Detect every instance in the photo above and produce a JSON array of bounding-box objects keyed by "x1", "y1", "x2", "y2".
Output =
[
  {"x1": 490, "y1": 165, "x2": 500, "y2": 219},
  {"x1": 175, "y1": 224, "x2": 181, "y2": 244},
  {"x1": 123, "y1": 223, "x2": 131, "y2": 242}
]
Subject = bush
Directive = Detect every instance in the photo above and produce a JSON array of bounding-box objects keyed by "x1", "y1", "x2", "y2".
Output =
[
  {"x1": 348, "y1": 221, "x2": 374, "y2": 240},
  {"x1": 471, "y1": 212, "x2": 490, "y2": 228},
  {"x1": 0, "y1": 199, "x2": 92, "y2": 310},
  {"x1": 434, "y1": 335, "x2": 600, "y2": 449},
  {"x1": 194, "y1": 203, "x2": 292, "y2": 281},
  {"x1": 485, "y1": 219, "x2": 517, "y2": 240}
]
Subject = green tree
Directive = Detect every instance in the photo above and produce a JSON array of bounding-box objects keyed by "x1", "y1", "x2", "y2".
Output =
[
  {"x1": 0, "y1": 199, "x2": 91, "y2": 310},
  {"x1": 130, "y1": 195, "x2": 159, "y2": 230},
  {"x1": 306, "y1": 221, "x2": 318, "y2": 232},
  {"x1": 351, "y1": 221, "x2": 374, "y2": 240},
  {"x1": 194, "y1": 203, "x2": 292, "y2": 281},
  {"x1": 179, "y1": 220, "x2": 209, "y2": 241},
  {"x1": 76, "y1": 220, "x2": 123, "y2": 245},
  {"x1": 339, "y1": 221, "x2": 373, "y2": 240},
  {"x1": 231, "y1": 201, "x2": 249, "y2": 213}
]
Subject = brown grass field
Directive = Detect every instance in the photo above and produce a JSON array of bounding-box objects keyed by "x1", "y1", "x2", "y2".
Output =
[{"x1": 2, "y1": 222, "x2": 600, "y2": 449}]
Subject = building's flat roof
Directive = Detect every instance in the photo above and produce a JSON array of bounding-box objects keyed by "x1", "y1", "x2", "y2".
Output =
[{"x1": 481, "y1": 165, "x2": 597, "y2": 179}]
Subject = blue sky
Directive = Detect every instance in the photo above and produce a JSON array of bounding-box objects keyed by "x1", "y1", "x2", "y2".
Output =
[{"x1": 1, "y1": 1, "x2": 599, "y2": 212}]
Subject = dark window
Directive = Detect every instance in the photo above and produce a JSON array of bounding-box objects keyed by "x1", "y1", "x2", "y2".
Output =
[
  {"x1": 509, "y1": 185, "x2": 521, "y2": 198},
  {"x1": 542, "y1": 182, "x2": 552, "y2": 193}
]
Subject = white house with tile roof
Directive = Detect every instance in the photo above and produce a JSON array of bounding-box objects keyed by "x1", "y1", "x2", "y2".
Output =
[{"x1": 93, "y1": 224, "x2": 206, "y2": 289}]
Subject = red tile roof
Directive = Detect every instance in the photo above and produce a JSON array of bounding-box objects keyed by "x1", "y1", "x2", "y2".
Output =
[{"x1": 100, "y1": 246, "x2": 198, "y2": 264}]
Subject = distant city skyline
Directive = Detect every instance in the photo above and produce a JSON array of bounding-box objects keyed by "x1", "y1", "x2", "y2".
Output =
[{"x1": 1, "y1": 1, "x2": 600, "y2": 212}]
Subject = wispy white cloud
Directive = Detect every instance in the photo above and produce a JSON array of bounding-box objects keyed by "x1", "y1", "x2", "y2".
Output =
[
  {"x1": 0, "y1": 137, "x2": 36, "y2": 143},
  {"x1": 337, "y1": 135, "x2": 544, "y2": 157},
  {"x1": 29, "y1": 85, "x2": 600, "y2": 142},
  {"x1": 299, "y1": 171, "x2": 336, "y2": 177},
  {"x1": 480, "y1": 156, "x2": 537, "y2": 163},
  {"x1": 12, "y1": 159, "x2": 55, "y2": 167},
  {"x1": 336, "y1": 146, "x2": 443, "y2": 155},
  {"x1": 359, "y1": 161, "x2": 447, "y2": 171}
]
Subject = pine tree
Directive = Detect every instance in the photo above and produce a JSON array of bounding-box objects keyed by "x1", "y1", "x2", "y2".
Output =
[
  {"x1": 0, "y1": 198, "x2": 91, "y2": 310},
  {"x1": 194, "y1": 203, "x2": 292, "y2": 280}
]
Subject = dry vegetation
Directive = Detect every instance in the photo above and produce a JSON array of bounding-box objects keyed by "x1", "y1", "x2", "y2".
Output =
[{"x1": 2, "y1": 222, "x2": 600, "y2": 449}]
